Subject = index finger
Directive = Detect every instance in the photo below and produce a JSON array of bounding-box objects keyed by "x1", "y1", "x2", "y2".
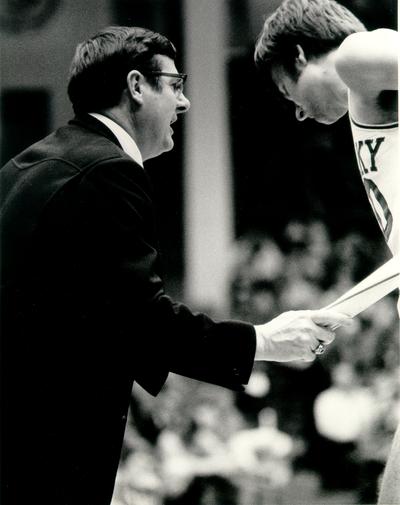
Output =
[
  {"x1": 310, "y1": 309, "x2": 353, "y2": 329},
  {"x1": 314, "y1": 326, "x2": 335, "y2": 345}
]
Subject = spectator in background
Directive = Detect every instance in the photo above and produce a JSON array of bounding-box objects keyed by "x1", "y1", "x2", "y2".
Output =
[
  {"x1": 229, "y1": 407, "x2": 296, "y2": 504},
  {"x1": 112, "y1": 429, "x2": 163, "y2": 505},
  {"x1": 157, "y1": 386, "x2": 242, "y2": 505},
  {"x1": 357, "y1": 370, "x2": 400, "y2": 503},
  {"x1": 313, "y1": 362, "x2": 375, "y2": 490}
]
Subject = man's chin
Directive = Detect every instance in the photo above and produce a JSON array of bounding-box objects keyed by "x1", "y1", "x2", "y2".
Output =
[
  {"x1": 155, "y1": 140, "x2": 174, "y2": 158},
  {"x1": 315, "y1": 115, "x2": 339, "y2": 125},
  {"x1": 146, "y1": 140, "x2": 174, "y2": 161},
  {"x1": 164, "y1": 138, "x2": 174, "y2": 151},
  {"x1": 315, "y1": 109, "x2": 348, "y2": 125},
  {"x1": 316, "y1": 117, "x2": 338, "y2": 125}
]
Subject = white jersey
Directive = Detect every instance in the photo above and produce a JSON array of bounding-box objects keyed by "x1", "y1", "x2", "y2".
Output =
[{"x1": 349, "y1": 116, "x2": 399, "y2": 256}]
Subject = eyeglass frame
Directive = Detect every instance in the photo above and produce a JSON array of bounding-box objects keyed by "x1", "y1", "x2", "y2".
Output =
[{"x1": 140, "y1": 71, "x2": 187, "y2": 96}]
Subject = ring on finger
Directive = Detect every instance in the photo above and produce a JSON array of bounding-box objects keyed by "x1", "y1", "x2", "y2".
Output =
[{"x1": 313, "y1": 343, "x2": 326, "y2": 355}]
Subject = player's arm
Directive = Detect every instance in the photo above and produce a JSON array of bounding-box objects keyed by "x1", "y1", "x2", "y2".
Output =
[{"x1": 335, "y1": 29, "x2": 398, "y2": 95}]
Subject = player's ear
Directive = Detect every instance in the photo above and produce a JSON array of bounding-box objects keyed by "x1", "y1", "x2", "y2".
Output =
[
  {"x1": 126, "y1": 70, "x2": 145, "y2": 105},
  {"x1": 294, "y1": 45, "x2": 308, "y2": 72}
]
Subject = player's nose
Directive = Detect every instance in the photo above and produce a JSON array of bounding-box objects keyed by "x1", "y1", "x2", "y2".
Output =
[{"x1": 295, "y1": 105, "x2": 308, "y2": 121}]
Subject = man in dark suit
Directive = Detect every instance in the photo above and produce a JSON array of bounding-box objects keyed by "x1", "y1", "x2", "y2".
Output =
[{"x1": 0, "y1": 26, "x2": 348, "y2": 504}]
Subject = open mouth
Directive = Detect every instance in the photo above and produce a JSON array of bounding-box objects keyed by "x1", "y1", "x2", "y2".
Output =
[{"x1": 169, "y1": 117, "x2": 177, "y2": 134}]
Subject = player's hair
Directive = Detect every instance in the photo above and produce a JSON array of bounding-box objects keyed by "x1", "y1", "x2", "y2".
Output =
[
  {"x1": 68, "y1": 26, "x2": 176, "y2": 114},
  {"x1": 254, "y1": 0, "x2": 366, "y2": 79}
]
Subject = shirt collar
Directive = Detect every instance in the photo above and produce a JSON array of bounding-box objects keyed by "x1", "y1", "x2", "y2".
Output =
[{"x1": 89, "y1": 112, "x2": 144, "y2": 168}]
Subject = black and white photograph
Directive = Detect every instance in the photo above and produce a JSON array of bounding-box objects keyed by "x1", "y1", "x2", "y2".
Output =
[{"x1": 1, "y1": 1, "x2": 398, "y2": 504}]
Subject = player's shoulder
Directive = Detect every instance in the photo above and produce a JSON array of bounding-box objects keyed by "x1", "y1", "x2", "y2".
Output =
[
  {"x1": 340, "y1": 28, "x2": 397, "y2": 47},
  {"x1": 339, "y1": 29, "x2": 398, "y2": 62},
  {"x1": 336, "y1": 29, "x2": 398, "y2": 68},
  {"x1": 335, "y1": 29, "x2": 398, "y2": 97}
]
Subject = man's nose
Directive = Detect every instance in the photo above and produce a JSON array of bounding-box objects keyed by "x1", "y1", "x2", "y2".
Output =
[
  {"x1": 295, "y1": 105, "x2": 308, "y2": 121},
  {"x1": 177, "y1": 93, "x2": 190, "y2": 114}
]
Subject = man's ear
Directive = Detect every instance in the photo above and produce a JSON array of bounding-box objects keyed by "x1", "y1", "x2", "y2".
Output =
[
  {"x1": 294, "y1": 44, "x2": 308, "y2": 72},
  {"x1": 126, "y1": 70, "x2": 144, "y2": 105}
]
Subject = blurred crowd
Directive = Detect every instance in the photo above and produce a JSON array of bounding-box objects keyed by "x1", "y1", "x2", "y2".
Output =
[{"x1": 112, "y1": 220, "x2": 399, "y2": 505}]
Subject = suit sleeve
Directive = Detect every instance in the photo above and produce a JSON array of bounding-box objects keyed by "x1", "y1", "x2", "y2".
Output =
[{"x1": 74, "y1": 157, "x2": 256, "y2": 395}]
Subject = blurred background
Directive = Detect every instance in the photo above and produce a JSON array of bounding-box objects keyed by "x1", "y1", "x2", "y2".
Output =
[{"x1": 1, "y1": 1, "x2": 398, "y2": 504}]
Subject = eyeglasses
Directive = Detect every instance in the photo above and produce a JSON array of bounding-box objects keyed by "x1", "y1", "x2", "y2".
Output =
[{"x1": 142, "y1": 71, "x2": 187, "y2": 97}]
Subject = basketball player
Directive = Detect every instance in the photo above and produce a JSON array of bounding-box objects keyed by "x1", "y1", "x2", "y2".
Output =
[{"x1": 254, "y1": 1, "x2": 399, "y2": 502}]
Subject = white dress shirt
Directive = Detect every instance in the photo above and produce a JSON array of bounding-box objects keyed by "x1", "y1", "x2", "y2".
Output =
[{"x1": 89, "y1": 112, "x2": 144, "y2": 168}]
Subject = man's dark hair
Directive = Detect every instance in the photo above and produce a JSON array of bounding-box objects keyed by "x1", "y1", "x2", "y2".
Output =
[
  {"x1": 254, "y1": 0, "x2": 366, "y2": 80},
  {"x1": 67, "y1": 26, "x2": 177, "y2": 114}
]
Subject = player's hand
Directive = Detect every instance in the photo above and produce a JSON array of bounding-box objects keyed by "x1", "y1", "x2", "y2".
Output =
[{"x1": 254, "y1": 309, "x2": 351, "y2": 362}]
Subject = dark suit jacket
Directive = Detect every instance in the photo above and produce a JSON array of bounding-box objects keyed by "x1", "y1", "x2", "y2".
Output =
[{"x1": 0, "y1": 114, "x2": 256, "y2": 504}]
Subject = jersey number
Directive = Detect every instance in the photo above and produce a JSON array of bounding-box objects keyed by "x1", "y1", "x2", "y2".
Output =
[{"x1": 363, "y1": 178, "x2": 393, "y2": 243}]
